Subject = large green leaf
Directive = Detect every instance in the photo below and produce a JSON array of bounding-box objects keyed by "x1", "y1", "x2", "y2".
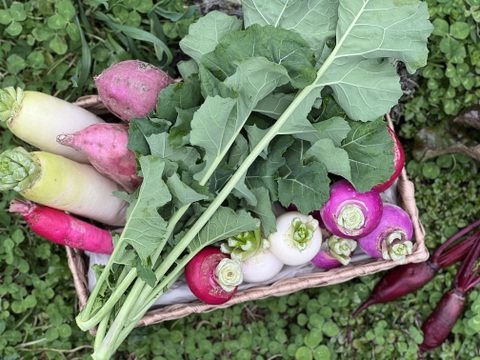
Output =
[
  {"x1": 179, "y1": 11, "x2": 243, "y2": 64},
  {"x1": 122, "y1": 156, "x2": 171, "y2": 260},
  {"x1": 242, "y1": 0, "x2": 337, "y2": 53},
  {"x1": 341, "y1": 119, "x2": 394, "y2": 191}
]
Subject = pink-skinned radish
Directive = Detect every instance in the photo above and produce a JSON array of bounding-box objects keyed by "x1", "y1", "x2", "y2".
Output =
[
  {"x1": 9, "y1": 199, "x2": 114, "y2": 254},
  {"x1": 184, "y1": 246, "x2": 243, "y2": 305},
  {"x1": 0, "y1": 87, "x2": 105, "y2": 163},
  {"x1": 373, "y1": 125, "x2": 405, "y2": 193},
  {"x1": 311, "y1": 235, "x2": 357, "y2": 269},
  {"x1": 320, "y1": 180, "x2": 383, "y2": 239},
  {"x1": 57, "y1": 123, "x2": 142, "y2": 193},
  {"x1": 0, "y1": 147, "x2": 128, "y2": 226},
  {"x1": 268, "y1": 211, "x2": 322, "y2": 266},
  {"x1": 94, "y1": 60, "x2": 175, "y2": 122},
  {"x1": 357, "y1": 203, "x2": 414, "y2": 263}
]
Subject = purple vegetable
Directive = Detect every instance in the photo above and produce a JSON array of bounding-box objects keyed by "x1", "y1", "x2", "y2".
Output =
[
  {"x1": 311, "y1": 235, "x2": 357, "y2": 269},
  {"x1": 320, "y1": 180, "x2": 383, "y2": 239},
  {"x1": 357, "y1": 203, "x2": 414, "y2": 263}
]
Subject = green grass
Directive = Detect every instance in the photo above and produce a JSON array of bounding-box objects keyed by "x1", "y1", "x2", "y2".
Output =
[{"x1": 1, "y1": 0, "x2": 480, "y2": 359}]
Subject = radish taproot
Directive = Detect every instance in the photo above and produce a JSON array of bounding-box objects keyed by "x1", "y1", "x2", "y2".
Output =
[
  {"x1": 57, "y1": 123, "x2": 142, "y2": 193},
  {"x1": 311, "y1": 235, "x2": 357, "y2": 269},
  {"x1": 94, "y1": 60, "x2": 175, "y2": 122},
  {"x1": 357, "y1": 204, "x2": 414, "y2": 263},
  {"x1": 0, "y1": 87, "x2": 105, "y2": 163},
  {"x1": 268, "y1": 211, "x2": 322, "y2": 266},
  {"x1": 373, "y1": 126, "x2": 405, "y2": 192},
  {"x1": 9, "y1": 199, "x2": 114, "y2": 254},
  {"x1": 184, "y1": 246, "x2": 243, "y2": 305},
  {"x1": 419, "y1": 238, "x2": 480, "y2": 352},
  {"x1": 320, "y1": 180, "x2": 383, "y2": 239},
  {"x1": 0, "y1": 147, "x2": 129, "y2": 226}
]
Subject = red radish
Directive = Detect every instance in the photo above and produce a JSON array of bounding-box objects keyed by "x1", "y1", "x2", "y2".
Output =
[
  {"x1": 57, "y1": 123, "x2": 142, "y2": 193},
  {"x1": 373, "y1": 126, "x2": 405, "y2": 192},
  {"x1": 320, "y1": 180, "x2": 383, "y2": 239},
  {"x1": 351, "y1": 220, "x2": 480, "y2": 320},
  {"x1": 9, "y1": 199, "x2": 114, "y2": 254},
  {"x1": 94, "y1": 60, "x2": 175, "y2": 122},
  {"x1": 357, "y1": 204, "x2": 414, "y2": 263},
  {"x1": 0, "y1": 87, "x2": 104, "y2": 164},
  {"x1": 311, "y1": 235, "x2": 357, "y2": 269},
  {"x1": 420, "y1": 238, "x2": 480, "y2": 352},
  {"x1": 184, "y1": 246, "x2": 243, "y2": 305},
  {"x1": 268, "y1": 211, "x2": 323, "y2": 266}
]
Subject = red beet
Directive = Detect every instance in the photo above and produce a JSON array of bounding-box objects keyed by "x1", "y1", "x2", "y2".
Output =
[
  {"x1": 57, "y1": 123, "x2": 142, "y2": 193},
  {"x1": 352, "y1": 220, "x2": 480, "y2": 319},
  {"x1": 420, "y1": 238, "x2": 480, "y2": 352},
  {"x1": 9, "y1": 199, "x2": 114, "y2": 254}
]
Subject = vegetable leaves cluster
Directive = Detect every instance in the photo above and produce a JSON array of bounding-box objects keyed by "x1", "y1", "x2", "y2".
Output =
[{"x1": 81, "y1": 0, "x2": 433, "y2": 356}]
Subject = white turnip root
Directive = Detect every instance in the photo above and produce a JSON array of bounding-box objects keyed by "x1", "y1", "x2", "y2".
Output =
[
  {"x1": 0, "y1": 87, "x2": 104, "y2": 163},
  {"x1": 94, "y1": 60, "x2": 174, "y2": 122},
  {"x1": 0, "y1": 147, "x2": 129, "y2": 226},
  {"x1": 57, "y1": 123, "x2": 142, "y2": 193}
]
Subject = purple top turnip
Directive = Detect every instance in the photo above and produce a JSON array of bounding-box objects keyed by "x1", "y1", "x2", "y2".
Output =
[
  {"x1": 94, "y1": 60, "x2": 175, "y2": 122},
  {"x1": 320, "y1": 180, "x2": 383, "y2": 239},
  {"x1": 357, "y1": 203, "x2": 414, "y2": 263},
  {"x1": 184, "y1": 246, "x2": 243, "y2": 305},
  {"x1": 311, "y1": 235, "x2": 358, "y2": 269}
]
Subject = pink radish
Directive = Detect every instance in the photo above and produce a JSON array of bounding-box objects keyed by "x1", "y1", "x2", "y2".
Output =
[
  {"x1": 184, "y1": 246, "x2": 243, "y2": 305},
  {"x1": 9, "y1": 199, "x2": 114, "y2": 254},
  {"x1": 373, "y1": 126, "x2": 405, "y2": 192},
  {"x1": 57, "y1": 123, "x2": 142, "y2": 193},
  {"x1": 94, "y1": 60, "x2": 175, "y2": 122}
]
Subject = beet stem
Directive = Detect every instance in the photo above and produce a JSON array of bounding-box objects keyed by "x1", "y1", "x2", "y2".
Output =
[
  {"x1": 437, "y1": 233, "x2": 480, "y2": 268},
  {"x1": 432, "y1": 219, "x2": 480, "y2": 263}
]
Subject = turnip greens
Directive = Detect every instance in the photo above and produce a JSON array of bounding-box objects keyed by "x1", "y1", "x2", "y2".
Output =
[{"x1": 77, "y1": 1, "x2": 433, "y2": 358}]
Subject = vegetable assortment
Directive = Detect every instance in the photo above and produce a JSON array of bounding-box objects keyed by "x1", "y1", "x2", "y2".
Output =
[{"x1": 0, "y1": 1, "x2": 435, "y2": 359}]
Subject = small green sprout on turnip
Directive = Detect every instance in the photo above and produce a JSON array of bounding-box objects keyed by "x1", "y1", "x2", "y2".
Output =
[
  {"x1": 220, "y1": 221, "x2": 269, "y2": 261},
  {"x1": 311, "y1": 235, "x2": 358, "y2": 269}
]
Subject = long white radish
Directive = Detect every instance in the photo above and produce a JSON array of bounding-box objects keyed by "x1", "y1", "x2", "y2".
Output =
[
  {"x1": 0, "y1": 87, "x2": 105, "y2": 163},
  {"x1": 0, "y1": 147, "x2": 128, "y2": 226}
]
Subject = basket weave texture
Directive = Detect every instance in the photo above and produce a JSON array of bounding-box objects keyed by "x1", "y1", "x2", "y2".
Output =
[{"x1": 67, "y1": 96, "x2": 429, "y2": 327}]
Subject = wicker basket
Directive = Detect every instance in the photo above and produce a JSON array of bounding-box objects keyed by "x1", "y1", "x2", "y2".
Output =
[{"x1": 66, "y1": 96, "x2": 428, "y2": 327}]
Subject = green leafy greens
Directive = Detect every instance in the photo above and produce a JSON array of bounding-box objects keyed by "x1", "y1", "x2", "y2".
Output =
[{"x1": 76, "y1": 1, "x2": 433, "y2": 358}]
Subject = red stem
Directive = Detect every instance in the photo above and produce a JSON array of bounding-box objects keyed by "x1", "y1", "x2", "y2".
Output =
[
  {"x1": 455, "y1": 238, "x2": 480, "y2": 291},
  {"x1": 431, "y1": 219, "x2": 480, "y2": 263},
  {"x1": 437, "y1": 233, "x2": 480, "y2": 268}
]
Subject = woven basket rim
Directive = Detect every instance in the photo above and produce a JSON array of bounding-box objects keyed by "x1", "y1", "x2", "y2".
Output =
[{"x1": 66, "y1": 96, "x2": 429, "y2": 328}]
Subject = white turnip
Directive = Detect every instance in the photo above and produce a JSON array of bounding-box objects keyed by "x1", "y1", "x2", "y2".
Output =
[{"x1": 268, "y1": 211, "x2": 322, "y2": 266}]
